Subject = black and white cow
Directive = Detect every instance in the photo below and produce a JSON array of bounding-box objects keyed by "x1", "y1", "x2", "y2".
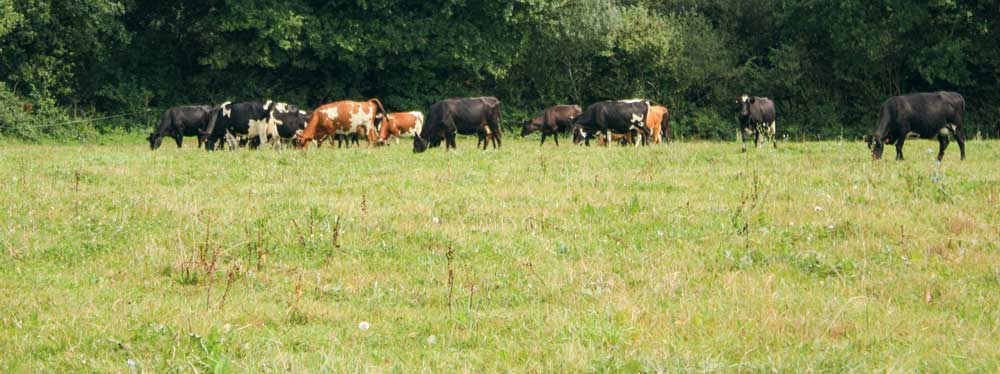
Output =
[
  {"x1": 202, "y1": 101, "x2": 298, "y2": 151},
  {"x1": 571, "y1": 100, "x2": 651, "y2": 147},
  {"x1": 413, "y1": 97, "x2": 502, "y2": 152},
  {"x1": 737, "y1": 94, "x2": 777, "y2": 151},
  {"x1": 868, "y1": 91, "x2": 966, "y2": 161},
  {"x1": 272, "y1": 110, "x2": 311, "y2": 148},
  {"x1": 147, "y1": 105, "x2": 213, "y2": 150}
]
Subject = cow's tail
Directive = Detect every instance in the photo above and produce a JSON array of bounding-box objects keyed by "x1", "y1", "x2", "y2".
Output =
[
  {"x1": 662, "y1": 107, "x2": 672, "y2": 142},
  {"x1": 370, "y1": 98, "x2": 388, "y2": 128},
  {"x1": 494, "y1": 101, "x2": 503, "y2": 139}
]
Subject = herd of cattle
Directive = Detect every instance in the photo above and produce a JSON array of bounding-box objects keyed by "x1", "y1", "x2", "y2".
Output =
[{"x1": 147, "y1": 91, "x2": 983, "y2": 160}]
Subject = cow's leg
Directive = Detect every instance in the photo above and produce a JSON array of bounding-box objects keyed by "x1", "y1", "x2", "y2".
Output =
[
  {"x1": 894, "y1": 137, "x2": 906, "y2": 160},
  {"x1": 606, "y1": 130, "x2": 612, "y2": 147},
  {"x1": 553, "y1": 132, "x2": 559, "y2": 147},
  {"x1": 770, "y1": 121, "x2": 778, "y2": 149},
  {"x1": 447, "y1": 132, "x2": 457, "y2": 150},
  {"x1": 257, "y1": 131, "x2": 267, "y2": 151},
  {"x1": 540, "y1": 133, "x2": 547, "y2": 146},
  {"x1": 225, "y1": 133, "x2": 237, "y2": 150},
  {"x1": 174, "y1": 136, "x2": 183, "y2": 148},
  {"x1": 738, "y1": 129, "x2": 748, "y2": 153},
  {"x1": 754, "y1": 124, "x2": 762, "y2": 148},
  {"x1": 937, "y1": 134, "x2": 950, "y2": 161},
  {"x1": 954, "y1": 125, "x2": 966, "y2": 160}
]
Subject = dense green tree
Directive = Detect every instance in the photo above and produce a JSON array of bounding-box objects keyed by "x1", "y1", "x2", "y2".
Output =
[{"x1": 1, "y1": 0, "x2": 997, "y2": 139}]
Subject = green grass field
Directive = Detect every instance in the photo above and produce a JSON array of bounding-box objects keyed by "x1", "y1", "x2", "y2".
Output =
[{"x1": 2, "y1": 137, "x2": 999, "y2": 372}]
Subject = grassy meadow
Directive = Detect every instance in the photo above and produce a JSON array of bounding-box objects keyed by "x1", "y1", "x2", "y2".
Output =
[{"x1": 1, "y1": 136, "x2": 999, "y2": 372}]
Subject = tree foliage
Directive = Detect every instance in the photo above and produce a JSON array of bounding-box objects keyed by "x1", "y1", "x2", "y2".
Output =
[{"x1": 1, "y1": 0, "x2": 998, "y2": 139}]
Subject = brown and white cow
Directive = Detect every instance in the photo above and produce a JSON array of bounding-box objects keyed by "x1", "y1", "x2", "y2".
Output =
[
  {"x1": 296, "y1": 99, "x2": 388, "y2": 148},
  {"x1": 378, "y1": 111, "x2": 424, "y2": 145}
]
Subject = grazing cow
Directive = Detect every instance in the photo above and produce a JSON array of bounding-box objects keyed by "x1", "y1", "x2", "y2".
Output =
[
  {"x1": 147, "y1": 105, "x2": 212, "y2": 150},
  {"x1": 379, "y1": 111, "x2": 424, "y2": 145},
  {"x1": 868, "y1": 91, "x2": 966, "y2": 161},
  {"x1": 737, "y1": 94, "x2": 777, "y2": 151},
  {"x1": 202, "y1": 101, "x2": 299, "y2": 151},
  {"x1": 571, "y1": 100, "x2": 651, "y2": 147},
  {"x1": 295, "y1": 99, "x2": 388, "y2": 149},
  {"x1": 413, "y1": 97, "x2": 502, "y2": 152},
  {"x1": 645, "y1": 105, "x2": 671, "y2": 144},
  {"x1": 520, "y1": 115, "x2": 544, "y2": 136},
  {"x1": 271, "y1": 110, "x2": 311, "y2": 148},
  {"x1": 521, "y1": 105, "x2": 582, "y2": 146}
]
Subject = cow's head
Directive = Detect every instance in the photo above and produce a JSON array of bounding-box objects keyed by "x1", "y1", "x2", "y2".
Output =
[
  {"x1": 295, "y1": 132, "x2": 311, "y2": 149},
  {"x1": 738, "y1": 94, "x2": 753, "y2": 117},
  {"x1": 868, "y1": 134, "x2": 894, "y2": 160},
  {"x1": 570, "y1": 124, "x2": 587, "y2": 145},
  {"x1": 147, "y1": 133, "x2": 162, "y2": 150},
  {"x1": 520, "y1": 118, "x2": 540, "y2": 137},
  {"x1": 413, "y1": 134, "x2": 428, "y2": 153},
  {"x1": 871, "y1": 138, "x2": 885, "y2": 160}
]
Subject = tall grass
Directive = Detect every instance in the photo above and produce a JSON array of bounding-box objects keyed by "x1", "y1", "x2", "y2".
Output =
[{"x1": 1, "y1": 138, "x2": 998, "y2": 372}]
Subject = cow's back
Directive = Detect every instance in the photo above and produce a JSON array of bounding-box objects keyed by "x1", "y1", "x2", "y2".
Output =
[
  {"x1": 546, "y1": 105, "x2": 581, "y2": 125},
  {"x1": 886, "y1": 92, "x2": 964, "y2": 137},
  {"x1": 750, "y1": 98, "x2": 776, "y2": 124},
  {"x1": 448, "y1": 97, "x2": 500, "y2": 135},
  {"x1": 579, "y1": 100, "x2": 648, "y2": 132}
]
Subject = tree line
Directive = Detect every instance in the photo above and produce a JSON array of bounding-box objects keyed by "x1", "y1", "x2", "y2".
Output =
[{"x1": 1, "y1": 0, "x2": 998, "y2": 141}]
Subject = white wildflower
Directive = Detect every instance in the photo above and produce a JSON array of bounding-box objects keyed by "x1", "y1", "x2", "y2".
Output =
[{"x1": 358, "y1": 321, "x2": 370, "y2": 331}]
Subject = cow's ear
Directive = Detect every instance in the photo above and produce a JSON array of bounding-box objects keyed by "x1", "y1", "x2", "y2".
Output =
[{"x1": 749, "y1": 98, "x2": 756, "y2": 104}]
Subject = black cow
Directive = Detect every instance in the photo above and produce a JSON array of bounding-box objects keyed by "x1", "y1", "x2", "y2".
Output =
[
  {"x1": 737, "y1": 94, "x2": 777, "y2": 151},
  {"x1": 413, "y1": 97, "x2": 502, "y2": 153},
  {"x1": 869, "y1": 91, "x2": 966, "y2": 161},
  {"x1": 203, "y1": 101, "x2": 297, "y2": 151},
  {"x1": 571, "y1": 100, "x2": 651, "y2": 147},
  {"x1": 521, "y1": 104, "x2": 582, "y2": 146},
  {"x1": 147, "y1": 106, "x2": 212, "y2": 150}
]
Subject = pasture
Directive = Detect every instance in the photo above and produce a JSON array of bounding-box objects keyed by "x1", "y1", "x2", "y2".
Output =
[{"x1": 2, "y1": 137, "x2": 999, "y2": 372}]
